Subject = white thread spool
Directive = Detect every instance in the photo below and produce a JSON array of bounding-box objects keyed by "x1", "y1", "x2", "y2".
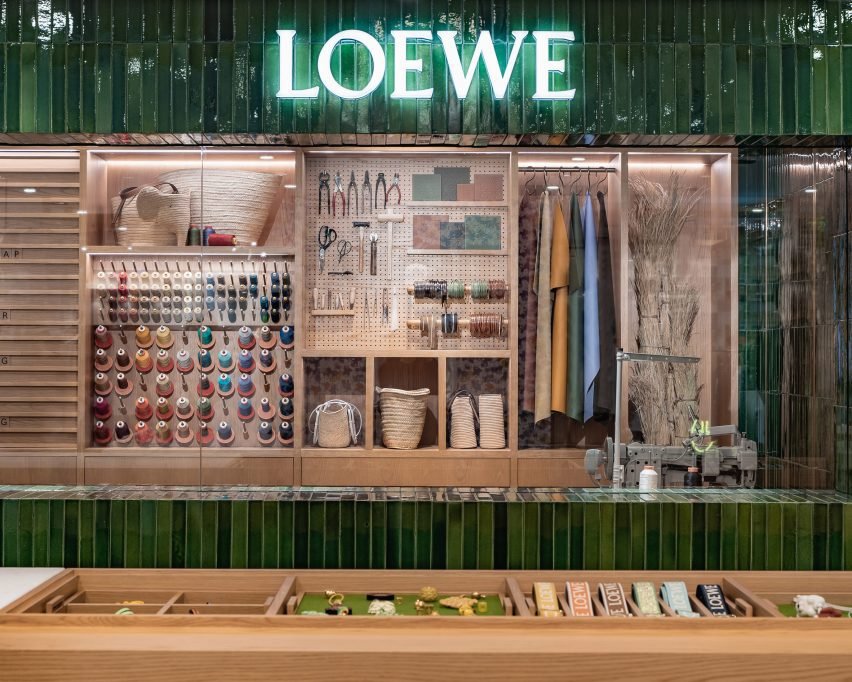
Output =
[{"x1": 638, "y1": 465, "x2": 659, "y2": 491}]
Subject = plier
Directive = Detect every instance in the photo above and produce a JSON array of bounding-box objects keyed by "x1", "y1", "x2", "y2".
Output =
[
  {"x1": 361, "y1": 171, "x2": 372, "y2": 215},
  {"x1": 318, "y1": 172, "x2": 330, "y2": 215},
  {"x1": 332, "y1": 172, "x2": 345, "y2": 217},
  {"x1": 346, "y1": 171, "x2": 358, "y2": 216},
  {"x1": 375, "y1": 172, "x2": 387, "y2": 211},
  {"x1": 385, "y1": 172, "x2": 401, "y2": 205}
]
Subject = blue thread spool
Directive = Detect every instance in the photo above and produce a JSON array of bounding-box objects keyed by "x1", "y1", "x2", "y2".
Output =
[
  {"x1": 237, "y1": 373, "x2": 254, "y2": 396},
  {"x1": 271, "y1": 272, "x2": 280, "y2": 286},
  {"x1": 238, "y1": 397, "x2": 254, "y2": 420},
  {"x1": 238, "y1": 349, "x2": 254, "y2": 372},
  {"x1": 278, "y1": 373, "x2": 294, "y2": 396},
  {"x1": 198, "y1": 349, "x2": 213, "y2": 370},
  {"x1": 217, "y1": 373, "x2": 233, "y2": 394},
  {"x1": 278, "y1": 397, "x2": 294, "y2": 419},
  {"x1": 279, "y1": 326, "x2": 295, "y2": 348}
]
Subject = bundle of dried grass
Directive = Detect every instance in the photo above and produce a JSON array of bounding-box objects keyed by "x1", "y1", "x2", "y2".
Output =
[{"x1": 628, "y1": 173, "x2": 703, "y2": 445}]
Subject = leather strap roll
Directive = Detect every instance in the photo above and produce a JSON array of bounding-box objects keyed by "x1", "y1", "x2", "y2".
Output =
[
  {"x1": 661, "y1": 581, "x2": 700, "y2": 618},
  {"x1": 632, "y1": 581, "x2": 662, "y2": 616},
  {"x1": 533, "y1": 582, "x2": 561, "y2": 617},
  {"x1": 598, "y1": 582, "x2": 630, "y2": 617},
  {"x1": 696, "y1": 584, "x2": 731, "y2": 616},
  {"x1": 566, "y1": 581, "x2": 594, "y2": 617}
]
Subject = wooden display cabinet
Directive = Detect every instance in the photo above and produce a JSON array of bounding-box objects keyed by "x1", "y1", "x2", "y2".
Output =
[{"x1": 2, "y1": 570, "x2": 852, "y2": 680}]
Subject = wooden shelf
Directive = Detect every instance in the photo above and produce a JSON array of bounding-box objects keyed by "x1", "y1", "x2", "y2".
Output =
[
  {"x1": 405, "y1": 200, "x2": 507, "y2": 207},
  {"x1": 301, "y1": 348, "x2": 511, "y2": 358},
  {"x1": 408, "y1": 249, "x2": 507, "y2": 256},
  {"x1": 84, "y1": 246, "x2": 296, "y2": 257}
]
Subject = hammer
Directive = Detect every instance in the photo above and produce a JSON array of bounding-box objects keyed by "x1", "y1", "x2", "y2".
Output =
[
  {"x1": 376, "y1": 213, "x2": 404, "y2": 281},
  {"x1": 353, "y1": 221, "x2": 370, "y2": 274}
]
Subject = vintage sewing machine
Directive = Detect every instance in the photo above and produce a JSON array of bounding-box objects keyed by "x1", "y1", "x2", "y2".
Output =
[{"x1": 585, "y1": 424, "x2": 758, "y2": 489}]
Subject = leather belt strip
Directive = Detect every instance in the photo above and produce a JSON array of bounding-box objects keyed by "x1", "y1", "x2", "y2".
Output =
[
  {"x1": 598, "y1": 582, "x2": 631, "y2": 617},
  {"x1": 631, "y1": 581, "x2": 662, "y2": 616},
  {"x1": 696, "y1": 584, "x2": 731, "y2": 616},
  {"x1": 565, "y1": 581, "x2": 595, "y2": 617},
  {"x1": 661, "y1": 581, "x2": 700, "y2": 618},
  {"x1": 533, "y1": 582, "x2": 562, "y2": 617}
]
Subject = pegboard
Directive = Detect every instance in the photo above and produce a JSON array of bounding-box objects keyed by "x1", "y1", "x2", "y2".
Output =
[
  {"x1": 304, "y1": 154, "x2": 510, "y2": 351},
  {"x1": 88, "y1": 254, "x2": 296, "y2": 449}
]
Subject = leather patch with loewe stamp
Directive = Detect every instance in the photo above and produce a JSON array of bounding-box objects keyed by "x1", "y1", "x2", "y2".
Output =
[
  {"x1": 565, "y1": 582, "x2": 594, "y2": 617},
  {"x1": 598, "y1": 582, "x2": 631, "y2": 617},
  {"x1": 533, "y1": 582, "x2": 562, "y2": 617}
]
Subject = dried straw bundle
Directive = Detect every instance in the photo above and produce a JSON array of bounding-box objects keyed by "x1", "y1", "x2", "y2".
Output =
[{"x1": 628, "y1": 173, "x2": 703, "y2": 445}]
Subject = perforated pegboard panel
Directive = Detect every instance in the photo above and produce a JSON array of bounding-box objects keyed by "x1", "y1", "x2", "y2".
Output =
[
  {"x1": 88, "y1": 255, "x2": 296, "y2": 449},
  {"x1": 305, "y1": 154, "x2": 510, "y2": 351}
]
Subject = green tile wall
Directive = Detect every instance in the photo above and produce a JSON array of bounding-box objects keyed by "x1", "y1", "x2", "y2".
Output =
[
  {"x1": 2, "y1": 1, "x2": 852, "y2": 142},
  {"x1": 3, "y1": 494, "x2": 852, "y2": 571}
]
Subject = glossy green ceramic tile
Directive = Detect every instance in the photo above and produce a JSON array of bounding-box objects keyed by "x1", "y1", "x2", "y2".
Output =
[
  {"x1": 123, "y1": 499, "x2": 140, "y2": 568},
  {"x1": 583, "y1": 503, "x2": 601, "y2": 569},
  {"x1": 676, "y1": 503, "x2": 691, "y2": 569},
  {"x1": 477, "y1": 503, "x2": 495, "y2": 570},
  {"x1": 93, "y1": 500, "x2": 109, "y2": 568},
  {"x1": 506, "y1": 501, "x2": 524, "y2": 570},
  {"x1": 216, "y1": 501, "x2": 232, "y2": 569},
  {"x1": 522, "y1": 502, "x2": 539, "y2": 569},
  {"x1": 155, "y1": 501, "x2": 171, "y2": 568},
  {"x1": 720, "y1": 502, "x2": 738, "y2": 570}
]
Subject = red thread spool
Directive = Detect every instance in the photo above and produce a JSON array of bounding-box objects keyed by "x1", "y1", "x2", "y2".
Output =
[{"x1": 207, "y1": 233, "x2": 237, "y2": 246}]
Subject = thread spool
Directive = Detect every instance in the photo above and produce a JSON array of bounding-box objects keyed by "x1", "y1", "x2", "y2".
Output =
[
  {"x1": 115, "y1": 372, "x2": 134, "y2": 397},
  {"x1": 175, "y1": 396, "x2": 194, "y2": 421},
  {"x1": 196, "y1": 396, "x2": 215, "y2": 422},
  {"x1": 135, "y1": 397, "x2": 154, "y2": 422},
  {"x1": 91, "y1": 348, "x2": 112, "y2": 373},
  {"x1": 94, "y1": 420, "x2": 112, "y2": 446},
  {"x1": 155, "y1": 420, "x2": 173, "y2": 445},
  {"x1": 197, "y1": 373, "x2": 215, "y2": 397},
  {"x1": 237, "y1": 349, "x2": 255, "y2": 374},
  {"x1": 278, "y1": 325, "x2": 295, "y2": 350},
  {"x1": 208, "y1": 233, "x2": 237, "y2": 247},
  {"x1": 197, "y1": 325, "x2": 215, "y2": 349},
  {"x1": 257, "y1": 421, "x2": 275, "y2": 446},
  {"x1": 217, "y1": 373, "x2": 234, "y2": 398},
  {"x1": 278, "y1": 373, "x2": 294, "y2": 397},
  {"x1": 197, "y1": 349, "x2": 214, "y2": 372},
  {"x1": 154, "y1": 373, "x2": 173, "y2": 398},
  {"x1": 93, "y1": 395, "x2": 112, "y2": 421},
  {"x1": 237, "y1": 326, "x2": 256, "y2": 350},
  {"x1": 115, "y1": 348, "x2": 133, "y2": 373},
  {"x1": 217, "y1": 349, "x2": 235, "y2": 373},
  {"x1": 155, "y1": 325, "x2": 174, "y2": 349},
  {"x1": 134, "y1": 420, "x2": 154, "y2": 445},
  {"x1": 133, "y1": 349, "x2": 154, "y2": 375},
  {"x1": 237, "y1": 373, "x2": 255, "y2": 398},
  {"x1": 277, "y1": 421, "x2": 294, "y2": 446},
  {"x1": 258, "y1": 349, "x2": 276, "y2": 374},
  {"x1": 257, "y1": 397, "x2": 275, "y2": 421},
  {"x1": 175, "y1": 349, "x2": 195, "y2": 374},
  {"x1": 135, "y1": 325, "x2": 154, "y2": 348},
  {"x1": 94, "y1": 372, "x2": 113, "y2": 396},
  {"x1": 175, "y1": 420, "x2": 195, "y2": 446},
  {"x1": 217, "y1": 420, "x2": 235, "y2": 445},
  {"x1": 196, "y1": 421, "x2": 215, "y2": 446},
  {"x1": 258, "y1": 325, "x2": 276, "y2": 350},
  {"x1": 237, "y1": 397, "x2": 255, "y2": 422},
  {"x1": 278, "y1": 397, "x2": 294, "y2": 420},
  {"x1": 156, "y1": 349, "x2": 174, "y2": 374},
  {"x1": 156, "y1": 396, "x2": 174, "y2": 421},
  {"x1": 114, "y1": 420, "x2": 133, "y2": 444}
]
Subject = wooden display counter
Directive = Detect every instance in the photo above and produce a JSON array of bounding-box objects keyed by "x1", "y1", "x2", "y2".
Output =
[{"x1": 1, "y1": 569, "x2": 851, "y2": 680}]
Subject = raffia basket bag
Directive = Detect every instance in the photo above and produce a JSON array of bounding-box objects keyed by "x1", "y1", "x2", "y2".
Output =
[
  {"x1": 376, "y1": 387, "x2": 430, "y2": 449},
  {"x1": 156, "y1": 169, "x2": 282, "y2": 245},
  {"x1": 308, "y1": 399, "x2": 362, "y2": 448},
  {"x1": 448, "y1": 390, "x2": 478, "y2": 449},
  {"x1": 111, "y1": 183, "x2": 192, "y2": 246}
]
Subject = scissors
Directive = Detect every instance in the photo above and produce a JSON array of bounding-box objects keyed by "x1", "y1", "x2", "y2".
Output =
[
  {"x1": 337, "y1": 239, "x2": 352, "y2": 264},
  {"x1": 318, "y1": 225, "x2": 337, "y2": 274}
]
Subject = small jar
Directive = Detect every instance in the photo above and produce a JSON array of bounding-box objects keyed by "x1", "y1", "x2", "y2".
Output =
[
  {"x1": 684, "y1": 466, "x2": 703, "y2": 488},
  {"x1": 638, "y1": 465, "x2": 658, "y2": 491}
]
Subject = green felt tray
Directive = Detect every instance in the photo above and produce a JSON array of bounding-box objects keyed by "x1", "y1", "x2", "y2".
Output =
[{"x1": 296, "y1": 593, "x2": 505, "y2": 617}]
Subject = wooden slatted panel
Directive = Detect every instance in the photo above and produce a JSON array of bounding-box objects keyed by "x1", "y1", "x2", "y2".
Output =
[{"x1": 0, "y1": 157, "x2": 81, "y2": 453}]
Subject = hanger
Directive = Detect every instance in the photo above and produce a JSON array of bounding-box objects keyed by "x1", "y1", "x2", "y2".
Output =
[
  {"x1": 594, "y1": 171, "x2": 608, "y2": 196},
  {"x1": 524, "y1": 170, "x2": 536, "y2": 195},
  {"x1": 586, "y1": 169, "x2": 592, "y2": 194},
  {"x1": 569, "y1": 171, "x2": 581, "y2": 195}
]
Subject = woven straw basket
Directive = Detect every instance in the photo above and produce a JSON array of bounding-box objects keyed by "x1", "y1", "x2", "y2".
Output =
[
  {"x1": 156, "y1": 169, "x2": 282, "y2": 245},
  {"x1": 449, "y1": 391, "x2": 478, "y2": 449},
  {"x1": 111, "y1": 183, "x2": 191, "y2": 246},
  {"x1": 376, "y1": 387, "x2": 430, "y2": 449},
  {"x1": 477, "y1": 394, "x2": 506, "y2": 449}
]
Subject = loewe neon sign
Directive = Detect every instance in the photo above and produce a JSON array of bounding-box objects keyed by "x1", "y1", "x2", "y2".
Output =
[{"x1": 277, "y1": 29, "x2": 576, "y2": 100}]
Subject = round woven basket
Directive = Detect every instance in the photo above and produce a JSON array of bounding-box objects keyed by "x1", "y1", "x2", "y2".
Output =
[
  {"x1": 156, "y1": 169, "x2": 282, "y2": 245},
  {"x1": 376, "y1": 387, "x2": 430, "y2": 449},
  {"x1": 477, "y1": 394, "x2": 505, "y2": 449}
]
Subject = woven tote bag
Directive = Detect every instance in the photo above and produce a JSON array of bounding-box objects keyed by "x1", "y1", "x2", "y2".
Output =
[
  {"x1": 448, "y1": 390, "x2": 478, "y2": 449},
  {"x1": 308, "y1": 400, "x2": 362, "y2": 448},
  {"x1": 376, "y1": 387, "x2": 430, "y2": 449}
]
